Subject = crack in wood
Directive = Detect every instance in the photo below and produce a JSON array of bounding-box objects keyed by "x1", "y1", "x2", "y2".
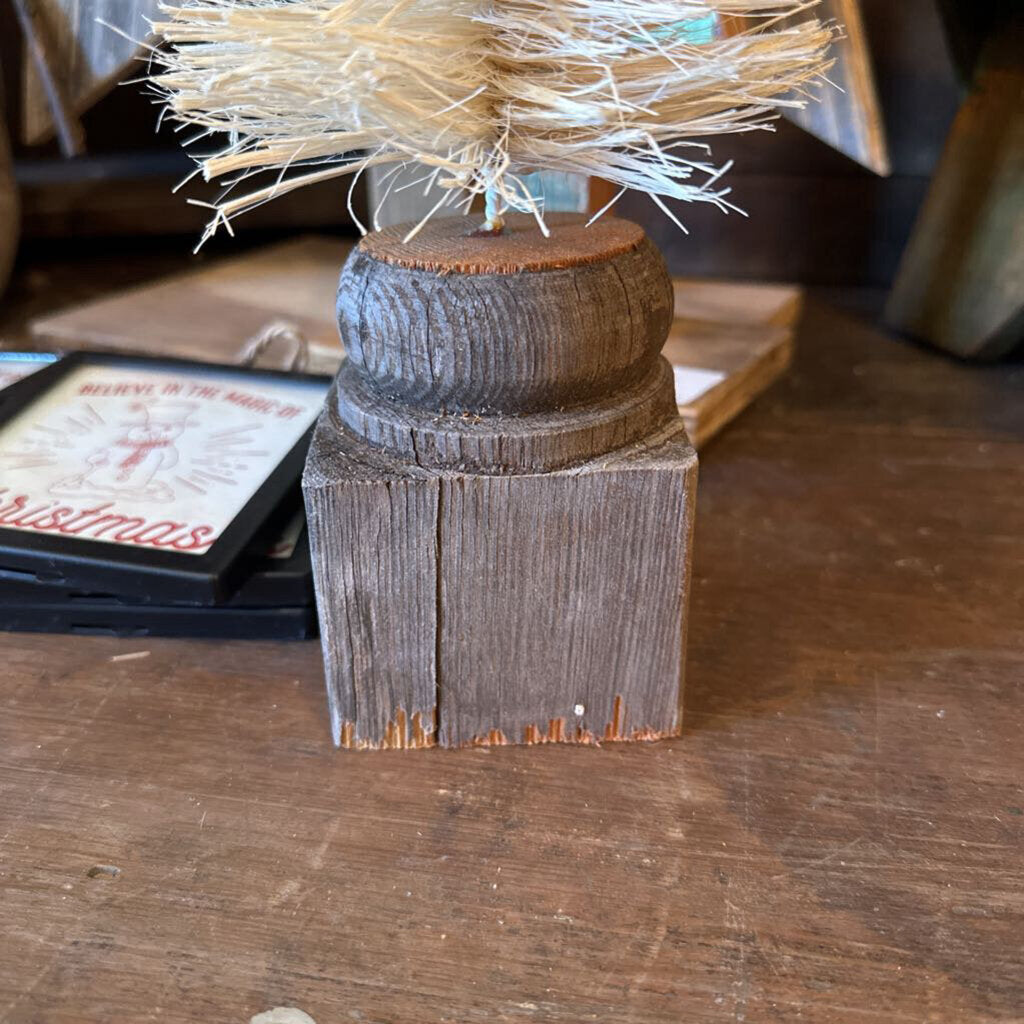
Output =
[{"x1": 433, "y1": 478, "x2": 443, "y2": 747}]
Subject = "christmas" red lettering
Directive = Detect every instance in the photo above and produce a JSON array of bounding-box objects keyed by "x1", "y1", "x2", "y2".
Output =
[{"x1": 0, "y1": 489, "x2": 217, "y2": 552}]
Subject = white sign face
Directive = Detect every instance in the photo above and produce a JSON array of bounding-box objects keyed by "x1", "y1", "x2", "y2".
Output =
[
  {"x1": 672, "y1": 364, "x2": 726, "y2": 406},
  {"x1": 0, "y1": 363, "x2": 327, "y2": 555}
]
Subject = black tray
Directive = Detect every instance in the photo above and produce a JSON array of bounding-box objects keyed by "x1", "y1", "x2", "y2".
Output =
[{"x1": 0, "y1": 598, "x2": 317, "y2": 640}]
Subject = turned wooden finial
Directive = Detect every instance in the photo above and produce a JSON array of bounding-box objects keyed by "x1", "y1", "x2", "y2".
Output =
[
  {"x1": 305, "y1": 213, "x2": 697, "y2": 751},
  {"x1": 334, "y1": 213, "x2": 677, "y2": 473}
]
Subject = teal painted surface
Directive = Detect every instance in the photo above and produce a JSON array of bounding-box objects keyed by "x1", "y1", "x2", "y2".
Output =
[
  {"x1": 633, "y1": 13, "x2": 718, "y2": 45},
  {"x1": 517, "y1": 171, "x2": 589, "y2": 213}
]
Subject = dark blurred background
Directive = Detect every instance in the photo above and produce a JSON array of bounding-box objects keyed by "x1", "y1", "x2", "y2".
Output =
[
  {"x1": 0, "y1": 0, "x2": 1021, "y2": 359},
  {"x1": 0, "y1": 0, "x2": 957, "y2": 278}
]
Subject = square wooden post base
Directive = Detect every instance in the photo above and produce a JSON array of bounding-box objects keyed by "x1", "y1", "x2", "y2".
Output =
[{"x1": 303, "y1": 405, "x2": 697, "y2": 750}]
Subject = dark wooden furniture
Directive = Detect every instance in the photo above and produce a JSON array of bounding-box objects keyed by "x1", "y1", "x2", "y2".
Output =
[
  {"x1": 0, "y1": 252, "x2": 1021, "y2": 1022},
  {"x1": 0, "y1": 102, "x2": 16, "y2": 296}
]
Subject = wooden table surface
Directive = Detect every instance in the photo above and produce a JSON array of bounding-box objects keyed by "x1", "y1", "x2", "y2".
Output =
[{"x1": 1, "y1": 251, "x2": 1022, "y2": 1023}]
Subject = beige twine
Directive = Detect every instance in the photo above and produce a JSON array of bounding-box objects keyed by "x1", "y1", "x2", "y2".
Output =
[{"x1": 146, "y1": 0, "x2": 836, "y2": 243}]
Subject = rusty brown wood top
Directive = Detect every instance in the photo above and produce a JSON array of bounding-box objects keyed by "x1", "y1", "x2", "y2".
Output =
[
  {"x1": 359, "y1": 213, "x2": 644, "y2": 274},
  {"x1": 1, "y1": 251, "x2": 1022, "y2": 1023}
]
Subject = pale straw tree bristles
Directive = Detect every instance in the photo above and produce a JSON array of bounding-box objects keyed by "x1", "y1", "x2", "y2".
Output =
[{"x1": 149, "y1": 0, "x2": 836, "y2": 243}]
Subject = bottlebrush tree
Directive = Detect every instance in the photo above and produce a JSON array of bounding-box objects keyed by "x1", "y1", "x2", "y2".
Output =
[{"x1": 150, "y1": 0, "x2": 835, "y2": 240}]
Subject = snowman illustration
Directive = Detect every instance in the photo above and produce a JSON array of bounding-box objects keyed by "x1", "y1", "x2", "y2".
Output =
[{"x1": 52, "y1": 400, "x2": 198, "y2": 503}]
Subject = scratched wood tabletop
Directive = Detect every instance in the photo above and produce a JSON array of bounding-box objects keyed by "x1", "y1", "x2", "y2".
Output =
[{"x1": 1, "y1": 250, "x2": 1022, "y2": 1023}]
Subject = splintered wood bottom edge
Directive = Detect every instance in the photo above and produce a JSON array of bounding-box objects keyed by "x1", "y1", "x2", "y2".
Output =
[
  {"x1": 335, "y1": 696, "x2": 680, "y2": 751},
  {"x1": 337, "y1": 710, "x2": 437, "y2": 751}
]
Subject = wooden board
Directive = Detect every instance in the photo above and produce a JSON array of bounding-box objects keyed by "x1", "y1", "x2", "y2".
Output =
[
  {"x1": 21, "y1": 0, "x2": 159, "y2": 146},
  {"x1": 781, "y1": 0, "x2": 891, "y2": 175},
  {"x1": 30, "y1": 237, "x2": 798, "y2": 447},
  {"x1": 1, "y1": 269, "x2": 1023, "y2": 1021},
  {"x1": 667, "y1": 280, "x2": 801, "y2": 448},
  {"x1": 30, "y1": 236, "x2": 351, "y2": 372}
]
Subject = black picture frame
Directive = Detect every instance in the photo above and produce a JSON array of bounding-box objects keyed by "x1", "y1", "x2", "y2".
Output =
[
  {"x1": 0, "y1": 505, "x2": 313, "y2": 608},
  {"x1": 0, "y1": 351, "x2": 329, "y2": 603},
  {"x1": 0, "y1": 351, "x2": 60, "y2": 395}
]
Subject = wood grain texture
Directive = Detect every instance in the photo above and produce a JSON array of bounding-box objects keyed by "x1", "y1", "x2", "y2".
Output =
[
  {"x1": 305, "y1": 411, "x2": 696, "y2": 751},
  {"x1": 25, "y1": 235, "x2": 800, "y2": 448},
  {"x1": 1, "y1": 279, "x2": 1022, "y2": 1022},
  {"x1": 307, "y1": 216, "x2": 695, "y2": 748},
  {"x1": 26, "y1": 235, "x2": 803, "y2": 454},
  {"x1": 667, "y1": 280, "x2": 802, "y2": 448},
  {"x1": 360, "y1": 213, "x2": 644, "y2": 273},
  {"x1": 334, "y1": 215, "x2": 678, "y2": 474},
  {"x1": 20, "y1": 0, "x2": 158, "y2": 145},
  {"x1": 437, "y1": 424, "x2": 696, "y2": 748},
  {"x1": 333, "y1": 355, "x2": 678, "y2": 474},
  {"x1": 340, "y1": 218, "x2": 672, "y2": 413},
  {"x1": 303, "y1": 418, "x2": 439, "y2": 749}
]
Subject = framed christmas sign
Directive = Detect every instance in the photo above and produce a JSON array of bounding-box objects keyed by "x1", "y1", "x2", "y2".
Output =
[{"x1": 0, "y1": 352, "x2": 329, "y2": 602}]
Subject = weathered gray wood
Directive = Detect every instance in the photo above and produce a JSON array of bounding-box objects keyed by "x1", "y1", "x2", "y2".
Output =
[
  {"x1": 438, "y1": 423, "x2": 696, "y2": 747},
  {"x1": 20, "y1": 0, "x2": 159, "y2": 146},
  {"x1": 336, "y1": 214, "x2": 678, "y2": 473},
  {"x1": 333, "y1": 355, "x2": 678, "y2": 474},
  {"x1": 304, "y1": 409, "x2": 438, "y2": 749},
  {"x1": 339, "y1": 216, "x2": 673, "y2": 412},
  {"x1": 28, "y1": 236, "x2": 802, "y2": 445},
  {"x1": 305, "y1": 417, "x2": 697, "y2": 750},
  {"x1": 303, "y1": 214, "x2": 697, "y2": 750}
]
